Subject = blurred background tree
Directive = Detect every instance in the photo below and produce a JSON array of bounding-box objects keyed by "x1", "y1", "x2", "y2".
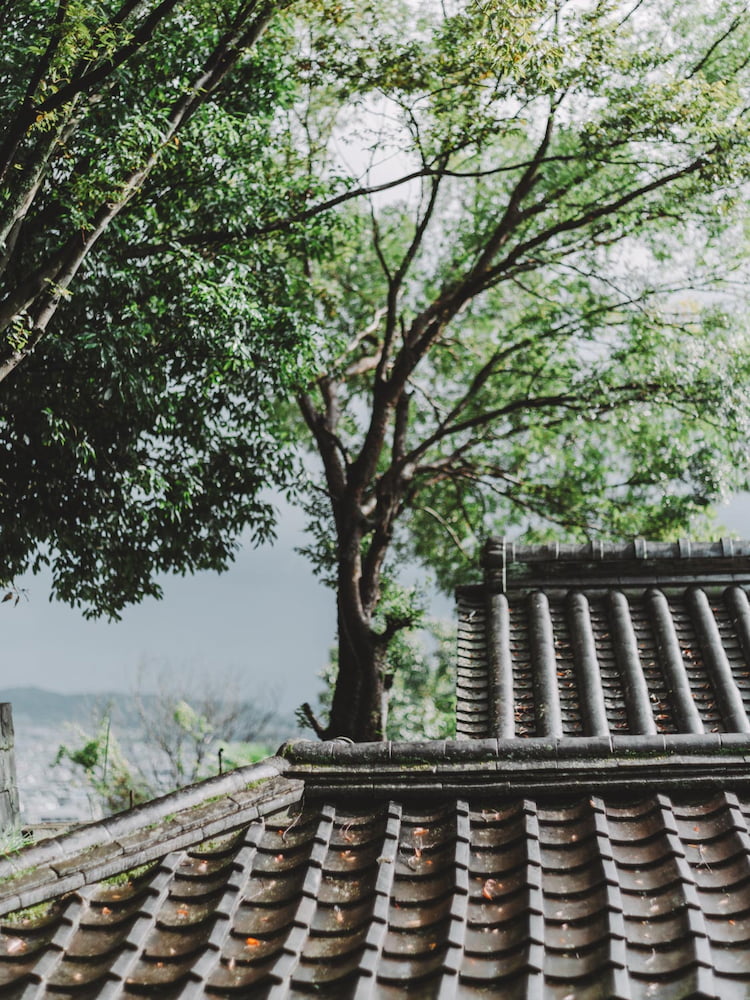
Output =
[{"x1": 56, "y1": 666, "x2": 278, "y2": 812}]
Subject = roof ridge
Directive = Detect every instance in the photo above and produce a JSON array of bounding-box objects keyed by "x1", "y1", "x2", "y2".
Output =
[
  {"x1": 280, "y1": 734, "x2": 750, "y2": 765},
  {"x1": 280, "y1": 736, "x2": 750, "y2": 798},
  {"x1": 483, "y1": 537, "x2": 750, "y2": 566}
]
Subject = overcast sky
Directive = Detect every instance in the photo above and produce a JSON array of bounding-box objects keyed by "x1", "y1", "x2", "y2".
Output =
[
  {"x1": 1, "y1": 501, "x2": 337, "y2": 716},
  {"x1": 2, "y1": 495, "x2": 749, "y2": 716}
]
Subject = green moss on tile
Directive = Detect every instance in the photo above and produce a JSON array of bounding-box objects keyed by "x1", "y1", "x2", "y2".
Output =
[
  {"x1": 2, "y1": 900, "x2": 56, "y2": 926},
  {"x1": 102, "y1": 861, "x2": 157, "y2": 887}
]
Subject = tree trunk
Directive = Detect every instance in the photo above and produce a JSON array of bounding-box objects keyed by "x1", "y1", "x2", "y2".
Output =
[
  {"x1": 297, "y1": 386, "x2": 402, "y2": 742},
  {"x1": 324, "y1": 596, "x2": 385, "y2": 742}
]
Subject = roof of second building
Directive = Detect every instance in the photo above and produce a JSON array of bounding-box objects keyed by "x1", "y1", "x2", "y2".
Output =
[{"x1": 457, "y1": 538, "x2": 750, "y2": 740}]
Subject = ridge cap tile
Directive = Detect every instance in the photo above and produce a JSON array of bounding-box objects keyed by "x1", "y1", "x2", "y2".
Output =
[{"x1": 0, "y1": 771, "x2": 302, "y2": 922}]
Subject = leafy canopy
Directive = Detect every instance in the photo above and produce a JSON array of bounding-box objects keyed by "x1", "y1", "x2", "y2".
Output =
[
  {"x1": 291, "y1": 0, "x2": 750, "y2": 592},
  {"x1": 0, "y1": 1, "x2": 334, "y2": 615}
]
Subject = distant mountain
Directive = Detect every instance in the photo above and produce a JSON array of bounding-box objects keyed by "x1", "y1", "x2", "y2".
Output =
[
  {"x1": 0, "y1": 687, "x2": 125, "y2": 727},
  {"x1": 0, "y1": 686, "x2": 295, "y2": 741}
]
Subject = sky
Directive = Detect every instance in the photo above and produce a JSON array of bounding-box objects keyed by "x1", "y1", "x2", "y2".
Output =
[
  {"x1": 1, "y1": 501, "x2": 337, "y2": 717},
  {"x1": 2, "y1": 494, "x2": 749, "y2": 717}
]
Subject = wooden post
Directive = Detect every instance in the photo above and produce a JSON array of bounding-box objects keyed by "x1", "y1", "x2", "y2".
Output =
[{"x1": 0, "y1": 704, "x2": 20, "y2": 837}]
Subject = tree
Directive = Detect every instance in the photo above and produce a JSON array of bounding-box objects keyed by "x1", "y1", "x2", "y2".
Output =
[
  {"x1": 0, "y1": 0, "x2": 331, "y2": 615},
  {"x1": 288, "y1": 0, "x2": 750, "y2": 739},
  {"x1": 132, "y1": 664, "x2": 278, "y2": 789},
  {"x1": 4, "y1": 1, "x2": 750, "y2": 742},
  {"x1": 303, "y1": 611, "x2": 456, "y2": 741}
]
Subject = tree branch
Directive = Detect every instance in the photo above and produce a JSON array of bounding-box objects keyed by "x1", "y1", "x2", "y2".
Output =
[
  {"x1": 477, "y1": 153, "x2": 710, "y2": 295},
  {"x1": 122, "y1": 167, "x2": 440, "y2": 257},
  {"x1": 377, "y1": 159, "x2": 447, "y2": 383},
  {"x1": 0, "y1": 3, "x2": 277, "y2": 382},
  {"x1": 416, "y1": 504, "x2": 474, "y2": 559},
  {"x1": 297, "y1": 389, "x2": 347, "y2": 503},
  {"x1": 0, "y1": 0, "x2": 71, "y2": 186},
  {"x1": 687, "y1": 10, "x2": 746, "y2": 79},
  {"x1": 34, "y1": 0, "x2": 186, "y2": 116},
  {"x1": 298, "y1": 702, "x2": 327, "y2": 739}
]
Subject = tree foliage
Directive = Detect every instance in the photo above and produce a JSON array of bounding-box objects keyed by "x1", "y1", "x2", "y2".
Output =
[
  {"x1": 380, "y1": 614, "x2": 456, "y2": 741},
  {"x1": 0, "y1": 0, "x2": 328, "y2": 615}
]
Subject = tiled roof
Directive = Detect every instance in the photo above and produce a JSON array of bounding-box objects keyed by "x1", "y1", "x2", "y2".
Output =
[
  {"x1": 2, "y1": 740, "x2": 750, "y2": 998},
  {"x1": 457, "y1": 538, "x2": 750, "y2": 739},
  {"x1": 4, "y1": 540, "x2": 750, "y2": 998}
]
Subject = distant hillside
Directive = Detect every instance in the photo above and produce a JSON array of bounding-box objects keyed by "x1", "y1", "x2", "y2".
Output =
[
  {"x1": 0, "y1": 687, "x2": 126, "y2": 727},
  {"x1": 0, "y1": 686, "x2": 295, "y2": 741}
]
